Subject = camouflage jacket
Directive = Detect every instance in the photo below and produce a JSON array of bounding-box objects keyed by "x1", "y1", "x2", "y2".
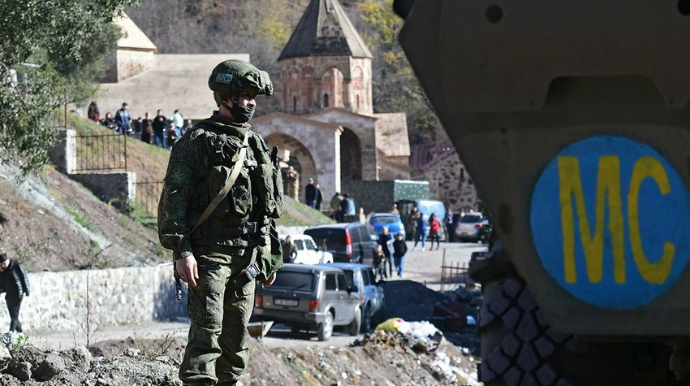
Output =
[{"x1": 158, "y1": 112, "x2": 283, "y2": 277}]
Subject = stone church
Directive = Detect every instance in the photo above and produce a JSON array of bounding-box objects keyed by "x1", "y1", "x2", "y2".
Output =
[{"x1": 251, "y1": 0, "x2": 411, "y2": 202}]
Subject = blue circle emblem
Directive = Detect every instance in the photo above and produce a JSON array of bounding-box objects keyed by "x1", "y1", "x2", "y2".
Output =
[{"x1": 530, "y1": 136, "x2": 690, "y2": 309}]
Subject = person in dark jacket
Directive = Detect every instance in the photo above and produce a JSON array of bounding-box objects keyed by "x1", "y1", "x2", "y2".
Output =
[
  {"x1": 392, "y1": 231, "x2": 408, "y2": 278},
  {"x1": 377, "y1": 226, "x2": 393, "y2": 278},
  {"x1": 0, "y1": 249, "x2": 29, "y2": 334}
]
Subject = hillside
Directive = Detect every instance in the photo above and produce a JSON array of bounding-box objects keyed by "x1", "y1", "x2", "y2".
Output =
[{"x1": 0, "y1": 115, "x2": 332, "y2": 272}]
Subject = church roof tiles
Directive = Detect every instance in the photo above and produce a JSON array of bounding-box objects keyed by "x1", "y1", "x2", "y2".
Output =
[{"x1": 278, "y1": 0, "x2": 373, "y2": 61}]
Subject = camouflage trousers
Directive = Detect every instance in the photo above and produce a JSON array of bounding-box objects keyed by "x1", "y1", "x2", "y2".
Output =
[{"x1": 179, "y1": 255, "x2": 256, "y2": 385}]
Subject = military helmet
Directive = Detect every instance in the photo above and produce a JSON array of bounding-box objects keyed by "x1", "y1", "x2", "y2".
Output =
[{"x1": 208, "y1": 59, "x2": 273, "y2": 96}]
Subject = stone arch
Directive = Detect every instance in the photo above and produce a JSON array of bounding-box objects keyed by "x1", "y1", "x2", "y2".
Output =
[
  {"x1": 321, "y1": 67, "x2": 344, "y2": 109},
  {"x1": 264, "y1": 132, "x2": 317, "y2": 201},
  {"x1": 340, "y1": 127, "x2": 362, "y2": 180}
]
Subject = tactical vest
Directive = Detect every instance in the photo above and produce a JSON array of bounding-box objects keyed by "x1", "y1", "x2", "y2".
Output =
[{"x1": 187, "y1": 123, "x2": 283, "y2": 255}]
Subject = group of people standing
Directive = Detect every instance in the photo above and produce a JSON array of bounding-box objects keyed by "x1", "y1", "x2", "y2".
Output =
[
  {"x1": 373, "y1": 226, "x2": 408, "y2": 279},
  {"x1": 87, "y1": 102, "x2": 193, "y2": 150},
  {"x1": 407, "y1": 206, "x2": 442, "y2": 251}
]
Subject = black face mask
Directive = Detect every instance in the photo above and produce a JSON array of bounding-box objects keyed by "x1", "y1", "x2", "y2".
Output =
[{"x1": 230, "y1": 102, "x2": 255, "y2": 123}]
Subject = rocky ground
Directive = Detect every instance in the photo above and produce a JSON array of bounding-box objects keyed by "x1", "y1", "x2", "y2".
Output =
[
  {"x1": 0, "y1": 331, "x2": 479, "y2": 386},
  {"x1": 0, "y1": 280, "x2": 482, "y2": 385}
]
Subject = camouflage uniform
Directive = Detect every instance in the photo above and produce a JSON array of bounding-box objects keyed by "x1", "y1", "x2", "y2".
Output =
[{"x1": 159, "y1": 60, "x2": 283, "y2": 386}]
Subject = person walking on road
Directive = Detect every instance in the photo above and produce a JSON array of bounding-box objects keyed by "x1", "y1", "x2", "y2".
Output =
[
  {"x1": 378, "y1": 226, "x2": 393, "y2": 278},
  {"x1": 0, "y1": 248, "x2": 29, "y2": 336},
  {"x1": 392, "y1": 231, "x2": 407, "y2": 278},
  {"x1": 413, "y1": 214, "x2": 428, "y2": 251},
  {"x1": 158, "y1": 59, "x2": 283, "y2": 386},
  {"x1": 428, "y1": 213, "x2": 441, "y2": 250},
  {"x1": 282, "y1": 235, "x2": 297, "y2": 263},
  {"x1": 372, "y1": 245, "x2": 386, "y2": 281}
]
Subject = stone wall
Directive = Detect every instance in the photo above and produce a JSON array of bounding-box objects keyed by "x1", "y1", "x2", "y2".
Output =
[
  {"x1": 419, "y1": 152, "x2": 479, "y2": 213},
  {"x1": 70, "y1": 172, "x2": 136, "y2": 204},
  {"x1": 0, "y1": 264, "x2": 186, "y2": 332}
]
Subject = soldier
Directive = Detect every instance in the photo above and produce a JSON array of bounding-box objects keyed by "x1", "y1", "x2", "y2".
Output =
[{"x1": 158, "y1": 59, "x2": 284, "y2": 386}]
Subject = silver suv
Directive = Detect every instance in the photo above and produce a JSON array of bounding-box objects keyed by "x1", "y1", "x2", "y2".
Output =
[{"x1": 253, "y1": 264, "x2": 361, "y2": 341}]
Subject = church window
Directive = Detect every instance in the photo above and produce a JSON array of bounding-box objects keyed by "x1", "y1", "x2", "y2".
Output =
[
  {"x1": 324, "y1": 93, "x2": 330, "y2": 108},
  {"x1": 293, "y1": 95, "x2": 297, "y2": 111}
]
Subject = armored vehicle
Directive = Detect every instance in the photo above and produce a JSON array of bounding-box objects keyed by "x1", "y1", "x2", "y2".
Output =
[{"x1": 395, "y1": 1, "x2": 690, "y2": 384}]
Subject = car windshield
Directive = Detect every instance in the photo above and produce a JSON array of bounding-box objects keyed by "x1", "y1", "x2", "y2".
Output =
[
  {"x1": 304, "y1": 229, "x2": 345, "y2": 251},
  {"x1": 371, "y1": 215, "x2": 399, "y2": 224},
  {"x1": 341, "y1": 269, "x2": 354, "y2": 286},
  {"x1": 270, "y1": 272, "x2": 315, "y2": 291},
  {"x1": 460, "y1": 215, "x2": 483, "y2": 223}
]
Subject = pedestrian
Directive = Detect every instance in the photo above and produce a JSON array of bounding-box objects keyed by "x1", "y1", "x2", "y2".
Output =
[
  {"x1": 305, "y1": 177, "x2": 317, "y2": 208},
  {"x1": 171, "y1": 109, "x2": 184, "y2": 136},
  {"x1": 408, "y1": 206, "x2": 421, "y2": 238},
  {"x1": 428, "y1": 213, "x2": 441, "y2": 250},
  {"x1": 282, "y1": 235, "x2": 297, "y2": 263},
  {"x1": 286, "y1": 166, "x2": 299, "y2": 201},
  {"x1": 331, "y1": 192, "x2": 344, "y2": 222},
  {"x1": 0, "y1": 248, "x2": 30, "y2": 337},
  {"x1": 392, "y1": 231, "x2": 407, "y2": 278},
  {"x1": 378, "y1": 226, "x2": 393, "y2": 278},
  {"x1": 445, "y1": 207, "x2": 455, "y2": 242},
  {"x1": 158, "y1": 59, "x2": 283, "y2": 386},
  {"x1": 167, "y1": 121, "x2": 179, "y2": 149},
  {"x1": 390, "y1": 203, "x2": 399, "y2": 215},
  {"x1": 314, "y1": 183, "x2": 323, "y2": 210},
  {"x1": 183, "y1": 119, "x2": 194, "y2": 135},
  {"x1": 114, "y1": 102, "x2": 132, "y2": 134},
  {"x1": 141, "y1": 112, "x2": 154, "y2": 144},
  {"x1": 134, "y1": 117, "x2": 143, "y2": 135},
  {"x1": 87, "y1": 102, "x2": 100, "y2": 123},
  {"x1": 100, "y1": 112, "x2": 116, "y2": 130},
  {"x1": 152, "y1": 109, "x2": 168, "y2": 148},
  {"x1": 413, "y1": 214, "x2": 428, "y2": 251},
  {"x1": 372, "y1": 245, "x2": 385, "y2": 281},
  {"x1": 340, "y1": 193, "x2": 356, "y2": 216}
]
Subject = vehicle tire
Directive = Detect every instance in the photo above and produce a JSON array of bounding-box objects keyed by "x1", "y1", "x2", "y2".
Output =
[
  {"x1": 318, "y1": 312, "x2": 334, "y2": 341},
  {"x1": 471, "y1": 244, "x2": 677, "y2": 386},
  {"x1": 349, "y1": 308, "x2": 362, "y2": 336},
  {"x1": 361, "y1": 304, "x2": 372, "y2": 333}
]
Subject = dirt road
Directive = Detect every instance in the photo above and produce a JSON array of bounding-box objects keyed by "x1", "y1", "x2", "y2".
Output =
[{"x1": 31, "y1": 240, "x2": 486, "y2": 351}]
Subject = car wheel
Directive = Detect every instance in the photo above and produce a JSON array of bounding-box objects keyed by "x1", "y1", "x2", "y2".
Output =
[
  {"x1": 349, "y1": 308, "x2": 362, "y2": 336},
  {"x1": 361, "y1": 304, "x2": 372, "y2": 333},
  {"x1": 317, "y1": 312, "x2": 334, "y2": 341}
]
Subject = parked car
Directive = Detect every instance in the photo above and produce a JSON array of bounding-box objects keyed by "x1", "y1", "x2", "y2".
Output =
[
  {"x1": 304, "y1": 222, "x2": 377, "y2": 264},
  {"x1": 253, "y1": 264, "x2": 361, "y2": 341},
  {"x1": 455, "y1": 213, "x2": 491, "y2": 243},
  {"x1": 396, "y1": 199, "x2": 447, "y2": 241},
  {"x1": 317, "y1": 263, "x2": 385, "y2": 332},
  {"x1": 368, "y1": 213, "x2": 406, "y2": 239},
  {"x1": 282, "y1": 234, "x2": 334, "y2": 265}
]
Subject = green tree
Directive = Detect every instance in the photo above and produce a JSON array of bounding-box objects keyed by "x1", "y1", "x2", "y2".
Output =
[
  {"x1": 0, "y1": 0, "x2": 135, "y2": 175},
  {"x1": 359, "y1": 0, "x2": 439, "y2": 145}
]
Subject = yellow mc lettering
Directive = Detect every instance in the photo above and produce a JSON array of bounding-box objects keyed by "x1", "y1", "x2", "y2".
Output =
[{"x1": 558, "y1": 156, "x2": 625, "y2": 284}]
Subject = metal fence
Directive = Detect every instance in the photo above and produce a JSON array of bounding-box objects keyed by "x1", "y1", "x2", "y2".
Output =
[
  {"x1": 133, "y1": 179, "x2": 164, "y2": 217},
  {"x1": 75, "y1": 133, "x2": 128, "y2": 172},
  {"x1": 439, "y1": 251, "x2": 472, "y2": 292}
]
